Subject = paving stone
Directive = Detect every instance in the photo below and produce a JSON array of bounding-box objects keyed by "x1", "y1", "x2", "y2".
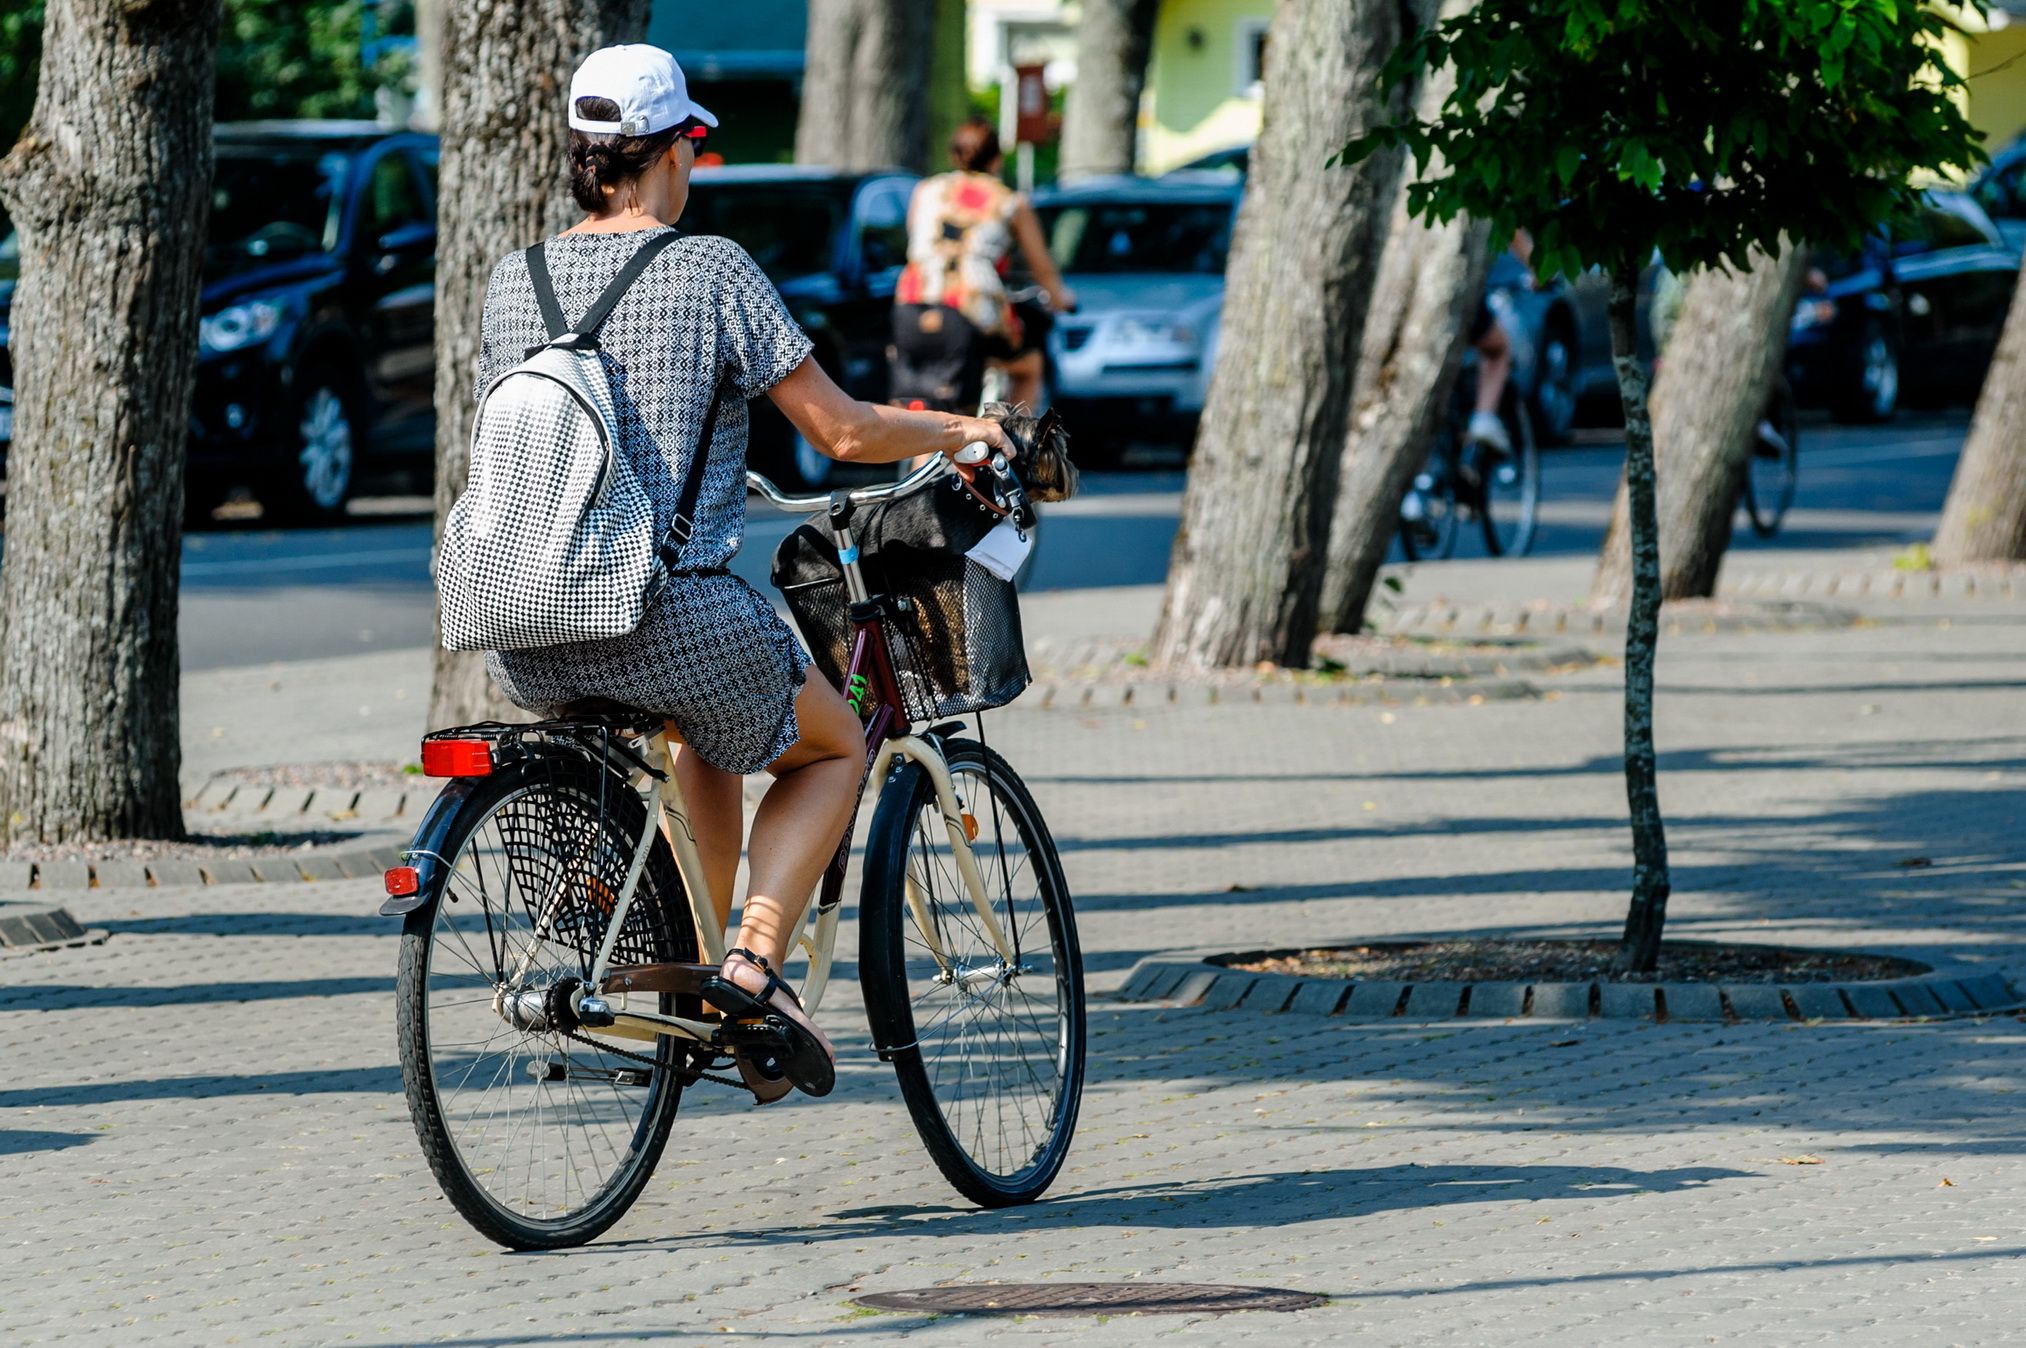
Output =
[
  {"x1": 1723, "y1": 985, "x2": 1794, "y2": 1020},
  {"x1": 1167, "y1": 970, "x2": 1217, "y2": 1005},
  {"x1": 33, "y1": 861, "x2": 90, "y2": 892},
  {"x1": 1463, "y1": 982, "x2": 1527, "y2": 1018},
  {"x1": 1200, "y1": 973, "x2": 1257, "y2": 1011},
  {"x1": 1599, "y1": 983, "x2": 1658, "y2": 1020},
  {"x1": 1118, "y1": 962, "x2": 1171, "y2": 1000},
  {"x1": 145, "y1": 858, "x2": 206, "y2": 888},
  {"x1": 1236, "y1": 978, "x2": 1299, "y2": 1013},
  {"x1": 1931, "y1": 980, "x2": 1981, "y2": 1014},
  {"x1": 91, "y1": 860, "x2": 152, "y2": 891},
  {"x1": 1342, "y1": 981, "x2": 1409, "y2": 1018},
  {"x1": 1527, "y1": 982, "x2": 1592, "y2": 1020},
  {"x1": 1891, "y1": 983, "x2": 1946, "y2": 1016},
  {"x1": 1787, "y1": 985, "x2": 1852, "y2": 1021},
  {"x1": 1286, "y1": 981, "x2": 1351, "y2": 1016},
  {"x1": 1404, "y1": 983, "x2": 1465, "y2": 1018},
  {"x1": 1843, "y1": 984, "x2": 1903, "y2": 1019},
  {"x1": 1659, "y1": 983, "x2": 1726, "y2": 1021},
  {"x1": 1955, "y1": 972, "x2": 2018, "y2": 1010},
  {"x1": 0, "y1": 861, "x2": 34, "y2": 894}
]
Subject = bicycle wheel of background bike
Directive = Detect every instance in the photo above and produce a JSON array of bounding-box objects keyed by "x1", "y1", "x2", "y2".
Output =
[
  {"x1": 1480, "y1": 389, "x2": 1541, "y2": 557},
  {"x1": 1744, "y1": 380, "x2": 1799, "y2": 538},
  {"x1": 396, "y1": 750, "x2": 695, "y2": 1249},
  {"x1": 860, "y1": 738, "x2": 1085, "y2": 1207},
  {"x1": 1398, "y1": 445, "x2": 1460, "y2": 562}
]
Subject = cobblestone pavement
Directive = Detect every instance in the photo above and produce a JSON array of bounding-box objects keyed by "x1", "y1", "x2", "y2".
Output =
[{"x1": 4, "y1": 562, "x2": 2025, "y2": 1343}]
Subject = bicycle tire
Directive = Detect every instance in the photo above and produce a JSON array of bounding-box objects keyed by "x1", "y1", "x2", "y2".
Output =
[
  {"x1": 396, "y1": 749, "x2": 695, "y2": 1250},
  {"x1": 1399, "y1": 444, "x2": 1460, "y2": 562},
  {"x1": 1744, "y1": 379, "x2": 1799, "y2": 538},
  {"x1": 1479, "y1": 387, "x2": 1541, "y2": 557},
  {"x1": 859, "y1": 738, "x2": 1085, "y2": 1207}
]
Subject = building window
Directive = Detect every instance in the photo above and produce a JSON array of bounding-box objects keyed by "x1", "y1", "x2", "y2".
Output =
[{"x1": 1236, "y1": 19, "x2": 1269, "y2": 98}]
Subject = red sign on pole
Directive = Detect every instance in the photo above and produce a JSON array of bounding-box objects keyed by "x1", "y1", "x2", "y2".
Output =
[{"x1": 1014, "y1": 63, "x2": 1052, "y2": 145}]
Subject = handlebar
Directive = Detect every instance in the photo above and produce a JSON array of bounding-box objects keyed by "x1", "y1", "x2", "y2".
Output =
[{"x1": 746, "y1": 453, "x2": 953, "y2": 514}]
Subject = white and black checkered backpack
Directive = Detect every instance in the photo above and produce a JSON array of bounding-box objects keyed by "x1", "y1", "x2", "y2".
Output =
[{"x1": 437, "y1": 232, "x2": 724, "y2": 651}]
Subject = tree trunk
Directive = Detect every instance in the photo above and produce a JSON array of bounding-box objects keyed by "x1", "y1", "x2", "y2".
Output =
[
  {"x1": 1318, "y1": 0, "x2": 1486, "y2": 635},
  {"x1": 428, "y1": 0, "x2": 649, "y2": 731},
  {"x1": 1150, "y1": 0, "x2": 1407, "y2": 670},
  {"x1": 1058, "y1": 0, "x2": 1158, "y2": 182},
  {"x1": 1605, "y1": 266, "x2": 1672, "y2": 975},
  {"x1": 794, "y1": 0, "x2": 932, "y2": 174},
  {"x1": 1591, "y1": 245, "x2": 1805, "y2": 604},
  {"x1": 925, "y1": 0, "x2": 971, "y2": 168},
  {"x1": 1935, "y1": 264, "x2": 2026, "y2": 564},
  {"x1": 0, "y1": 0, "x2": 221, "y2": 845}
]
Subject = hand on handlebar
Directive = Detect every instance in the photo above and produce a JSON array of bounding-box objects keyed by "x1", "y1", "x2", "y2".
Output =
[{"x1": 949, "y1": 417, "x2": 1016, "y2": 479}]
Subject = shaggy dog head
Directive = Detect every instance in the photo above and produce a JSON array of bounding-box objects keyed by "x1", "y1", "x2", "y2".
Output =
[{"x1": 984, "y1": 403, "x2": 1079, "y2": 504}]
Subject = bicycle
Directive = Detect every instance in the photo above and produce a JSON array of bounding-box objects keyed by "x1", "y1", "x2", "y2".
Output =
[
  {"x1": 383, "y1": 455, "x2": 1086, "y2": 1250},
  {"x1": 1741, "y1": 373, "x2": 1798, "y2": 538},
  {"x1": 1398, "y1": 356, "x2": 1542, "y2": 561}
]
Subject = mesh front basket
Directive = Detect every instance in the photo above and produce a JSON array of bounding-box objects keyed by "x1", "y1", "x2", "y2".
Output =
[{"x1": 773, "y1": 508, "x2": 1031, "y2": 723}]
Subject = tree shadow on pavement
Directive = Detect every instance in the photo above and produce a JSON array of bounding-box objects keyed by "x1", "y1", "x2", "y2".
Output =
[{"x1": 0, "y1": 1128, "x2": 99, "y2": 1156}]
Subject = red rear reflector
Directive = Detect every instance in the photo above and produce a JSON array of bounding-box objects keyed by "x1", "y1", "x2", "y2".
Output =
[
  {"x1": 907, "y1": 399, "x2": 927, "y2": 411},
  {"x1": 422, "y1": 739, "x2": 493, "y2": 777},
  {"x1": 384, "y1": 865, "x2": 420, "y2": 897}
]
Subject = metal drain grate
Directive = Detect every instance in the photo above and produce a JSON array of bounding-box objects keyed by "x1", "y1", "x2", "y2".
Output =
[{"x1": 853, "y1": 1282, "x2": 1323, "y2": 1316}]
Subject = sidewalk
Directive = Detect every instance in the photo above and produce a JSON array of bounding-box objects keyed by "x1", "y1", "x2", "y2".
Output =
[{"x1": 4, "y1": 549, "x2": 2024, "y2": 1342}]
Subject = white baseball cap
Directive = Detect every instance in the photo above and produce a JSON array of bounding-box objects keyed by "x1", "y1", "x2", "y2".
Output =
[{"x1": 568, "y1": 44, "x2": 717, "y2": 137}]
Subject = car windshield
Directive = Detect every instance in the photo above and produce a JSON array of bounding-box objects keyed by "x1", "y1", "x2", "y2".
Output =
[
  {"x1": 208, "y1": 149, "x2": 348, "y2": 266},
  {"x1": 683, "y1": 185, "x2": 842, "y2": 278},
  {"x1": 1039, "y1": 201, "x2": 1232, "y2": 275}
]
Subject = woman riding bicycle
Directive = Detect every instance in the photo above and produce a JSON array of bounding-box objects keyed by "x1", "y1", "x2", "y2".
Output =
[
  {"x1": 473, "y1": 44, "x2": 1013, "y2": 1096},
  {"x1": 892, "y1": 117, "x2": 1076, "y2": 411}
]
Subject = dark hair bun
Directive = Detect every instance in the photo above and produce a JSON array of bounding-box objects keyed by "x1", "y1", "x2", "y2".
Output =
[{"x1": 567, "y1": 97, "x2": 683, "y2": 214}]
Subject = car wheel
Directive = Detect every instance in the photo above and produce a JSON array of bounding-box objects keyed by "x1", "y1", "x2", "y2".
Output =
[
  {"x1": 1531, "y1": 320, "x2": 1578, "y2": 445},
  {"x1": 267, "y1": 366, "x2": 360, "y2": 523},
  {"x1": 1834, "y1": 321, "x2": 1899, "y2": 424}
]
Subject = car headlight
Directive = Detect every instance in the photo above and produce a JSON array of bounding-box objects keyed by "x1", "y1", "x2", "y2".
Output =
[
  {"x1": 1111, "y1": 316, "x2": 1197, "y2": 346},
  {"x1": 1790, "y1": 298, "x2": 1838, "y2": 334},
  {"x1": 200, "y1": 300, "x2": 283, "y2": 355}
]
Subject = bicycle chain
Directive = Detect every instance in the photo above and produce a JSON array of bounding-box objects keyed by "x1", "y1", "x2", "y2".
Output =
[{"x1": 556, "y1": 1027, "x2": 749, "y2": 1093}]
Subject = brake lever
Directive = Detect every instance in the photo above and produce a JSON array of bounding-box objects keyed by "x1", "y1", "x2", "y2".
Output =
[{"x1": 989, "y1": 453, "x2": 1036, "y2": 532}]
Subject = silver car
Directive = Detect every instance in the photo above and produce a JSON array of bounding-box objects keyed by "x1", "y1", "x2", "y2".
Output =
[{"x1": 1031, "y1": 175, "x2": 1239, "y2": 465}]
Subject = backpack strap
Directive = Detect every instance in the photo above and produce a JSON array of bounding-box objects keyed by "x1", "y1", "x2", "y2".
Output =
[
  {"x1": 657, "y1": 375, "x2": 731, "y2": 568},
  {"x1": 524, "y1": 230, "x2": 682, "y2": 347}
]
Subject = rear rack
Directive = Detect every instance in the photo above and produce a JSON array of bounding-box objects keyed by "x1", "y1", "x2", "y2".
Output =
[{"x1": 424, "y1": 719, "x2": 667, "y2": 782}]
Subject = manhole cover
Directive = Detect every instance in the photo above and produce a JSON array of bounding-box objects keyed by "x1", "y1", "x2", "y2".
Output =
[{"x1": 853, "y1": 1282, "x2": 1322, "y2": 1316}]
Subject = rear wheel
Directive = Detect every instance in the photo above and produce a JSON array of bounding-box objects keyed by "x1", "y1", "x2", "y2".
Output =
[
  {"x1": 1744, "y1": 378, "x2": 1799, "y2": 538},
  {"x1": 396, "y1": 751, "x2": 695, "y2": 1249},
  {"x1": 1399, "y1": 443, "x2": 1460, "y2": 561},
  {"x1": 859, "y1": 739, "x2": 1085, "y2": 1207},
  {"x1": 1833, "y1": 320, "x2": 1899, "y2": 424},
  {"x1": 266, "y1": 364, "x2": 360, "y2": 523},
  {"x1": 1479, "y1": 385, "x2": 1541, "y2": 557}
]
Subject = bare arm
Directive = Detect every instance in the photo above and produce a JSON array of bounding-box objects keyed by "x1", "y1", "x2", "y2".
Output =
[
  {"x1": 1010, "y1": 199, "x2": 1075, "y2": 312},
  {"x1": 766, "y1": 356, "x2": 1013, "y2": 466}
]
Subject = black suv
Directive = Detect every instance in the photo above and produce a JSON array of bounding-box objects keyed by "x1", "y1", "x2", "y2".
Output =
[
  {"x1": 0, "y1": 120, "x2": 439, "y2": 521},
  {"x1": 681, "y1": 165, "x2": 917, "y2": 488}
]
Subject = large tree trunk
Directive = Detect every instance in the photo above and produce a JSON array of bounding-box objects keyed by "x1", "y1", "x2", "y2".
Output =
[
  {"x1": 0, "y1": 0, "x2": 221, "y2": 845},
  {"x1": 1151, "y1": 1, "x2": 1407, "y2": 669},
  {"x1": 428, "y1": 0, "x2": 649, "y2": 730},
  {"x1": 926, "y1": 0, "x2": 971, "y2": 167},
  {"x1": 1935, "y1": 265, "x2": 2026, "y2": 564},
  {"x1": 1318, "y1": 0, "x2": 1486, "y2": 635},
  {"x1": 1605, "y1": 267, "x2": 1673, "y2": 975},
  {"x1": 794, "y1": 0, "x2": 931, "y2": 174},
  {"x1": 1591, "y1": 245, "x2": 1805, "y2": 603},
  {"x1": 1058, "y1": 0, "x2": 1158, "y2": 182}
]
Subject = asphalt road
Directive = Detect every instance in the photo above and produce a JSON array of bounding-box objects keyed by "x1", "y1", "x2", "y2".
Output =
[{"x1": 177, "y1": 412, "x2": 1971, "y2": 671}]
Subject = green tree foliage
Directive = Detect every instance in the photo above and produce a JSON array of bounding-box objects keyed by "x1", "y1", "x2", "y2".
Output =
[
  {"x1": 1, "y1": 1, "x2": 413, "y2": 152},
  {"x1": 1346, "y1": 0, "x2": 1985, "y2": 972}
]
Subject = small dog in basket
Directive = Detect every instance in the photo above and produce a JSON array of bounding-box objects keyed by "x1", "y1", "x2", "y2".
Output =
[{"x1": 987, "y1": 403, "x2": 1078, "y2": 505}]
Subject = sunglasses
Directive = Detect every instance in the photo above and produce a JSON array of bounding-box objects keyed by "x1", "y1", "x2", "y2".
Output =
[{"x1": 678, "y1": 122, "x2": 710, "y2": 154}]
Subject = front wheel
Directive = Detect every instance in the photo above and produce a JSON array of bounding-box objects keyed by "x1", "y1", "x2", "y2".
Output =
[
  {"x1": 266, "y1": 366, "x2": 360, "y2": 523},
  {"x1": 859, "y1": 739, "x2": 1085, "y2": 1207},
  {"x1": 1478, "y1": 387, "x2": 1541, "y2": 557},
  {"x1": 1744, "y1": 379, "x2": 1799, "y2": 538}
]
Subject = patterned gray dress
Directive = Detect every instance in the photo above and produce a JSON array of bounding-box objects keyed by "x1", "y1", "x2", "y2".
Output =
[{"x1": 475, "y1": 228, "x2": 816, "y2": 774}]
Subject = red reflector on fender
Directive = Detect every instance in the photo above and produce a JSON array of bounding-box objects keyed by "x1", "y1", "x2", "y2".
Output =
[
  {"x1": 422, "y1": 739, "x2": 493, "y2": 777},
  {"x1": 384, "y1": 865, "x2": 421, "y2": 897}
]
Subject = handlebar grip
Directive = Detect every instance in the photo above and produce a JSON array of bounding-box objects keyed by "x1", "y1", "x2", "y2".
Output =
[{"x1": 954, "y1": 442, "x2": 992, "y2": 466}]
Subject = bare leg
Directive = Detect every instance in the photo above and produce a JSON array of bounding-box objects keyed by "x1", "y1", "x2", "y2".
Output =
[
  {"x1": 664, "y1": 722, "x2": 742, "y2": 935},
  {"x1": 1474, "y1": 321, "x2": 1513, "y2": 417},
  {"x1": 718, "y1": 675, "x2": 865, "y2": 1059}
]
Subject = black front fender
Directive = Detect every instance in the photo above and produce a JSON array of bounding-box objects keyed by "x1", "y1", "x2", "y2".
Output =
[{"x1": 377, "y1": 776, "x2": 480, "y2": 916}]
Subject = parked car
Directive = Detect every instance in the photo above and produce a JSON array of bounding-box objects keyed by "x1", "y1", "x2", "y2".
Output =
[
  {"x1": 1969, "y1": 135, "x2": 2026, "y2": 254},
  {"x1": 1030, "y1": 174, "x2": 1240, "y2": 462},
  {"x1": 1, "y1": 122, "x2": 441, "y2": 522},
  {"x1": 682, "y1": 164, "x2": 916, "y2": 489},
  {"x1": 1786, "y1": 190, "x2": 2017, "y2": 423}
]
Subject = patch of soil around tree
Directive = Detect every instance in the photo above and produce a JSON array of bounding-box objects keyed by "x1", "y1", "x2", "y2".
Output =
[
  {"x1": 1, "y1": 828, "x2": 366, "y2": 866},
  {"x1": 1232, "y1": 939, "x2": 1924, "y2": 985}
]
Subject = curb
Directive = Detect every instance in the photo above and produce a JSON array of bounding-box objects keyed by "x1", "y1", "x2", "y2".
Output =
[
  {"x1": 0, "y1": 905, "x2": 110, "y2": 956},
  {"x1": 0, "y1": 841, "x2": 407, "y2": 894},
  {"x1": 1376, "y1": 599, "x2": 1860, "y2": 642},
  {"x1": 1724, "y1": 565, "x2": 2024, "y2": 604},
  {"x1": 1025, "y1": 676, "x2": 1540, "y2": 710},
  {"x1": 1116, "y1": 942, "x2": 2024, "y2": 1023}
]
